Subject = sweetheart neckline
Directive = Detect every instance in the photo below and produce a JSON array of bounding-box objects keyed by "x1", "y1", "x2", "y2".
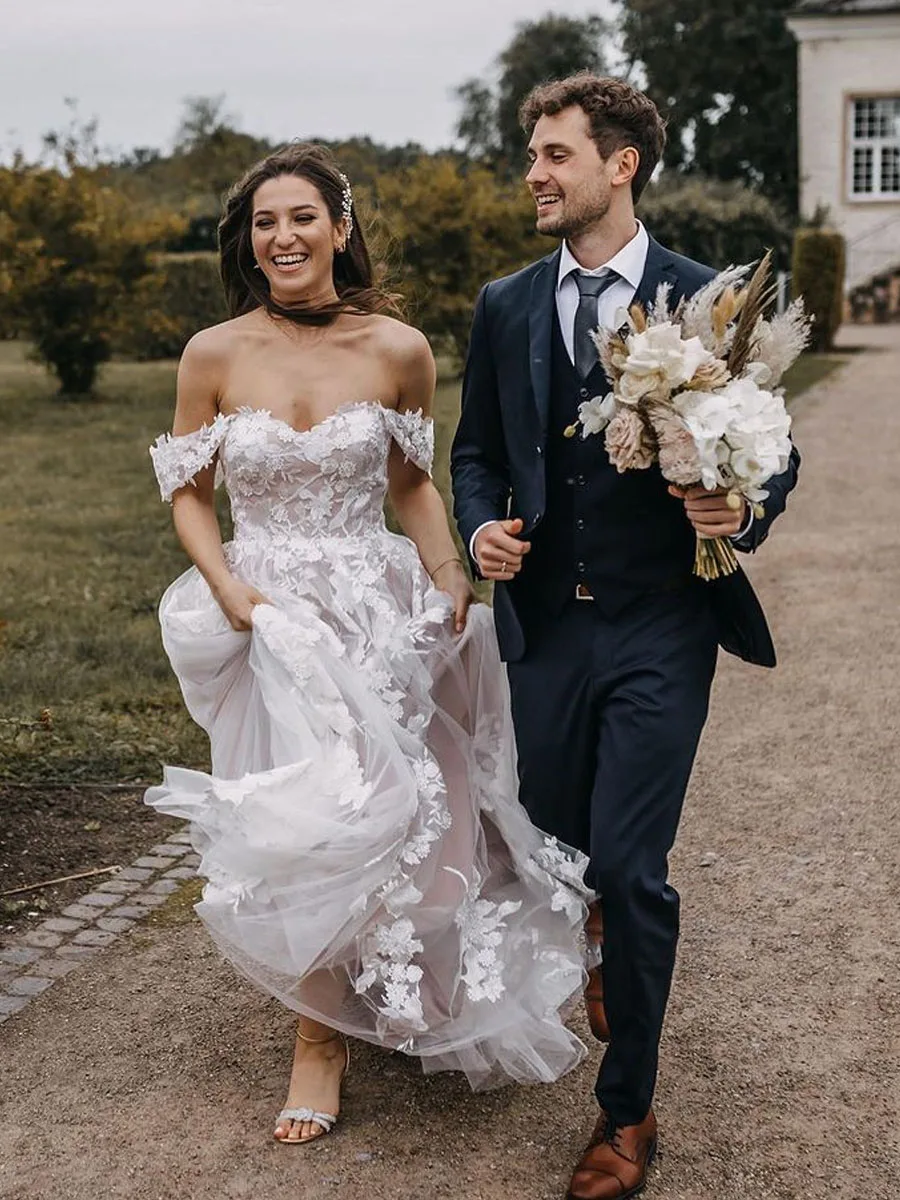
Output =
[{"x1": 226, "y1": 401, "x2": 399, "y2": 438}]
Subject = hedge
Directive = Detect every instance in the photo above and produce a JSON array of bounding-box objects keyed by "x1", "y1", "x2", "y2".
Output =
[
  {"x1": 119, "y1": 252, "x2": 227, "y2": 360},
  {"x1": 791, "y1": 228, "x2": 846, "y2": 352},
  {"x1": 638, "y1": 177, "x2": 794, "y2": 271}
]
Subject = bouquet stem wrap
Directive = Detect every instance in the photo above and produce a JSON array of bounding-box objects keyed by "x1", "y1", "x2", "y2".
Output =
[{"x1": 694, "y1": 535, "x2": 738, "y2": 581}]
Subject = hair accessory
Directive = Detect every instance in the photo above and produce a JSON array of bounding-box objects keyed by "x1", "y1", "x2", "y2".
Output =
[{"x1": 338, "y1": 172, "x2": 354, "y2": 242}]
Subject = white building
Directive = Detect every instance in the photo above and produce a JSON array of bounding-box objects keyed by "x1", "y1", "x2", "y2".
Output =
[{"x1": 787, "y1": 0, "x2": 900, "y2": 295}]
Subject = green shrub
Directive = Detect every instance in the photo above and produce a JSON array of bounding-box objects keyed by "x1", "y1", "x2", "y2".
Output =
[
  {"x1": 638, "y1": 177, "x2": 794, "y2": 271},
  {"x1": 791, "y1": 227, "x2": 846, "y2": 352},
  {"x1": 120, "y1": 252, "x2": 227, "y2": 361},
  {"x1": 0, "y1": 164, "x2": 179, "y2": 393},
  {"x1": 377, "y1": 157, "x2": 543, "y2": 366}
]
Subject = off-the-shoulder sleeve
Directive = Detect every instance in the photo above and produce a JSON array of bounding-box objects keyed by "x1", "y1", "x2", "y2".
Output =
[
  {"x1": 149, "y1": 414, "x2": 229, "y2": 503},
  {"x1": 385, "y1": 407, "x2": 434, "y2": 475}
]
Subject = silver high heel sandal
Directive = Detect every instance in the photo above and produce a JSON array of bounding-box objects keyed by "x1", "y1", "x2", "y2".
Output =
[{"x1": 274, "y1": 1027, "x2": 350, "y2": 1145}]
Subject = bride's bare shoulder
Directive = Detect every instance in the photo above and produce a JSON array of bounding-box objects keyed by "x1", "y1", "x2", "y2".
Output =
[
  {"x1": 363, "y1": 313, "x2": 433, "y2": 368},
  {"x1": 182, "y1": 311, "x2": 265, "y2": 365},
  {"x1": 355, "y1": 315, "x2": 435, "y2": 409},
  {"x1": 175, "y1": 314, "x2": 268, "y2": 426}
]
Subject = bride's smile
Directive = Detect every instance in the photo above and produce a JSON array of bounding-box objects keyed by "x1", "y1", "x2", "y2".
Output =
[{"x1": 251, "y1": 174, "x2": 345, "y2": 305}]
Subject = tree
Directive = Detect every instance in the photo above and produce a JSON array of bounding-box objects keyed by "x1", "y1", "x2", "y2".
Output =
[
  {"x1": 168, "y1": 96, "x2": 272, "y2": 204},
  {"x1": 173, "y1": 94, "x2": 236, "y2": 153},
  {"x1": 621, "y1": 0, "x2": 799, "y2": 214},
  {"x1": 378, "y1": 158, "x2": 544, "y2": 364},
  {"x1": 0, "y1": 122, "x2": 180, "y2": 394},
  {"x1": 456, "y1": 14, "x2": 611, "y2": 171}
]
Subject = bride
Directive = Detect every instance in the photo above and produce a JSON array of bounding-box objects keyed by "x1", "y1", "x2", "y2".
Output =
[{"x1": 146, "y1": 142, "x2": 591, "y2": 1146}]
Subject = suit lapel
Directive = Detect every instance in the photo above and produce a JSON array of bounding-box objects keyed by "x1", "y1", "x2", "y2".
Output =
[
  {"x1": 528, "y1": 248, "x2": 561, "y2": 442},
  {"x1": 527, "y1": 239, "x2": 678, "y2": 430}
]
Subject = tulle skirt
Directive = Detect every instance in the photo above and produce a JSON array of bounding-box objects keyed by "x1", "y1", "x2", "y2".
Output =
[{"x1": 146, "y1": 531, "x2": 592, "y2": 1089}]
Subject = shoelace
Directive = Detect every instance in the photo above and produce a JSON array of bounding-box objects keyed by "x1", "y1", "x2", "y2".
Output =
[{"x1": 601, "y1": 1116, "x2": 639, "y2": 1164}]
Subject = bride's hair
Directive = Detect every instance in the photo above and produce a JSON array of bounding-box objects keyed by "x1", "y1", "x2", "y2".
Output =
[{"x1": 218, "y1": 142, "x2": 399, "y2": 326}]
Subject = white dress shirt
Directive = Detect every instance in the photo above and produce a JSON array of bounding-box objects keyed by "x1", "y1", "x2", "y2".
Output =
[
  {"x1": 468, "y1": 222, "x2": 751, "y2": 562},
  {"x1": 556, "y1": 221, "x2": 649, "y2": 362}
]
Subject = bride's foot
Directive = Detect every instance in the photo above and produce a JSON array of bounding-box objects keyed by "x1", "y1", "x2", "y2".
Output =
[{"x1": 273, "y1": 1025, "x2": 350, "y2": 1145}]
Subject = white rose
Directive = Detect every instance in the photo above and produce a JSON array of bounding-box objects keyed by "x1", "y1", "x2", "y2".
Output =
[
  {"x1": 618, "y1": 369, "x2": 660, "y2": 405},
  {"x1": 624, "y1": 324, "x2": 717, "y2": 393}
]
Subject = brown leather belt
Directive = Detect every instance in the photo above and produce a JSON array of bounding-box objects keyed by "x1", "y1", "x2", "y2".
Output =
[{"x1": 575, "y1": 583, "x2": 594, "y2": 601}]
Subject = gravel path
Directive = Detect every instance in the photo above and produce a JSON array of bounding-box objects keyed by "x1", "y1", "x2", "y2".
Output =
[{"x1": 1, "y1": 327, "x2": 898, "y2": 1200}]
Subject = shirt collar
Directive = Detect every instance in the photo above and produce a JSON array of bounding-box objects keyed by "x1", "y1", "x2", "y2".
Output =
[{"x1": 557, "y1": 220, "x2": 649, "y2": 292}]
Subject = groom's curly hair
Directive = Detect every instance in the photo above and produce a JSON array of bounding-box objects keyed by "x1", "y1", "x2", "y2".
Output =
[{"x1": 519, "y1": 74, "x2": 666, "y2": 202}]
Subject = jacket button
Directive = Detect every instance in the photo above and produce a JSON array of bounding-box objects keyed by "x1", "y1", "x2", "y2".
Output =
[
  {"x1": 536, "y1": 445, "x2": 543, "y2": 455},
  {"x1": 533, "y1": 511, "x2": 542, "y2": 523},
  {"x1": 576, "y1": 474, "x2": 585, "y2": 486},
  {"x1": 580, "y1": 387, "x2": 589, "y2": 398},
  {"x1": 577, "y1": 561, "x2": 586, "y2": 573},
  {"x1": 576, "y1": 519, "x2": 585, "y2": 530}
]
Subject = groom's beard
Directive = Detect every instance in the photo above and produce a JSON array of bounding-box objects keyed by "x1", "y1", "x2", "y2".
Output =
[{"x1": 535, "y1": 189, "x2": 611, "y2": 241}]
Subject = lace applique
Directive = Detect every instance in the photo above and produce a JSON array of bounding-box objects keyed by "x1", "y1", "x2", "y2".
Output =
[
  {"x1": 203, "y1": 867, "x2": 261, "y2": 913},
  {"x1": 529, "y1": 836, "x2": 591, "y2": 923},
  {"x1": 150, "y1": 415, "x2": 230, "y2": 503},
  {"x1": 385, "y1": 407, "x2": 434, "y2": 475},
  {"x1": 355, "y1": 917, "x2": 426, "y2": 1030},
  {"x1": 251, "y1": 605, "x2": 356, "y2": 738},
  {"x1": 455, "y1": 877, "x2": 523, "y2": 1003}
]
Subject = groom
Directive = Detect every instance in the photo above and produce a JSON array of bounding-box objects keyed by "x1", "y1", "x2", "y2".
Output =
[{"x1": 451, "y1": 75, "x2": 799, "y2": 1199}]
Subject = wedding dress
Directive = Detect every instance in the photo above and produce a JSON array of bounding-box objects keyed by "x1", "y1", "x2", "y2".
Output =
[{"x1": 146, "y1": 400, "x2": 590, "y2": 1089}]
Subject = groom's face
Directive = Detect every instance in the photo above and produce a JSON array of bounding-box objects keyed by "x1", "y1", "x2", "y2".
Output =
[{"x1": 525, "y1": 106, "x2": 616, "y2": 239}]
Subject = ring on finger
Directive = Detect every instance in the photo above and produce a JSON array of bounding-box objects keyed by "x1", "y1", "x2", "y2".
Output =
[{"x1": 500, "y1": 560, "x2": 508, "y2": 573}]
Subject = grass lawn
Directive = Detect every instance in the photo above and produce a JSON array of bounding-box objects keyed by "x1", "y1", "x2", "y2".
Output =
[
  {"x1": 0, "y1": 340, "x2": 846, "y2": 785},
  {"x1": 781, "y1": 351, "x2": 848, "y2": 404}
]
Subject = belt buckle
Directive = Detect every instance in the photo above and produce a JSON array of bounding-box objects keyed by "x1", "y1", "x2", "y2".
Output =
[{"x1": 575, "y1": 583, "x2": 594, "y2": 601}]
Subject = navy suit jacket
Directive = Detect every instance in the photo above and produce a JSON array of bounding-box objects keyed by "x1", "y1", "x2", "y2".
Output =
[{"x1": 451, "y1": 236, "x2": 800, "y2": 665}]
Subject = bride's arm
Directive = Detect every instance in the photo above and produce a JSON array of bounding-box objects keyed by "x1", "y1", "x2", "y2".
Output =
[
  {"x1": 386, "y1": 329, "x2": 475, "y2": 634},
  {"x1": 169, "y1": 332, "x2": 269, "y2": 631}
]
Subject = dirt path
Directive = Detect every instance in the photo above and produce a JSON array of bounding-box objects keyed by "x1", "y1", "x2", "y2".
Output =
[{"x1": 1, "y1": 328, "x2": 898, "y2": 1200}]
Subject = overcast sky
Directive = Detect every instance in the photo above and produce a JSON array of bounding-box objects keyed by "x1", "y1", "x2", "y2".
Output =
[{"x1": 2, "y1": 0, "x2": 616, "y2": 160}]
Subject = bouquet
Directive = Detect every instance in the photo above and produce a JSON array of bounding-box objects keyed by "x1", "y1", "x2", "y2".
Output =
[{"x1": 566, "y1": 252, "x2": 810, "y2": 580}]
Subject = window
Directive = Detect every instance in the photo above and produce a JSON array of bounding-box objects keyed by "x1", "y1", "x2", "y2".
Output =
[{"x1": 849, "y1": 98, "x2": 900, "y2": 199}]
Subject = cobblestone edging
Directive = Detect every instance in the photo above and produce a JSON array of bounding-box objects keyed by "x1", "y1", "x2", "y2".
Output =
[{"x1": 0, "y1": 832, "x2": 199, "y2": 1024}]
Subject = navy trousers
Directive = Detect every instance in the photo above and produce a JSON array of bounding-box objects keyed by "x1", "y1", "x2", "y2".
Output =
[{"x1": 506, "y1": 585, "x2": 719, "y2": 1125}]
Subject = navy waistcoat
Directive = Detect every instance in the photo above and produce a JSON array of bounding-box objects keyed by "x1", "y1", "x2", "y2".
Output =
[{"x1": 519, "y1": 314, "x2": 696, "y2": 615}]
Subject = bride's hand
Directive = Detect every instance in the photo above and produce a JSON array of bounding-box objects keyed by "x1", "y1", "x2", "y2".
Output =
[
  {"x1": 210, "y1": 575, "x2": 272, "y2": 631},
  {"x1": 430, "y1": 560, "x2": 476, "y2": 634}
]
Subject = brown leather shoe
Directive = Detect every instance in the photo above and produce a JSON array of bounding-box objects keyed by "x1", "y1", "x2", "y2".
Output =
[
  {"x1": 584, "y1": 903, "x2": 609, "y2": 1042},
  {"x1": 566, "y1": 1109, "x2": 658, "y2": 1200}
]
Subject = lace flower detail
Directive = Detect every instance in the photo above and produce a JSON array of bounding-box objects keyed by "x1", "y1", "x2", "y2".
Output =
[
  {"x1": 529, "y1": 837, "x2": 592, "y2": 923},
  {"x1": 356, "y1": 917, "x2": 426, "y2": 1029},
  {"x1": 150, "y1": 414, "x2": 230, "y2": 502},
  {"x1": 386, "y1": 408, "x2": 434, "y2": 475},
  {"x1": 456, "y1": 878, "x2": 523, "y2": 1003}
]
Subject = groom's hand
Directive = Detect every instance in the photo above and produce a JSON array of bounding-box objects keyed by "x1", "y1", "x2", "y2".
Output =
[
  {"x1": 668, "y1": 485, "x2": 748, "y2": 538},
  {"x1": 474, "y1": 518, "x2": 531, "y2": 581}
]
